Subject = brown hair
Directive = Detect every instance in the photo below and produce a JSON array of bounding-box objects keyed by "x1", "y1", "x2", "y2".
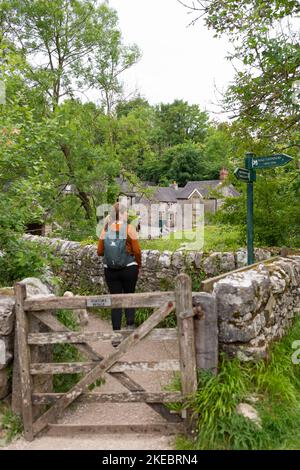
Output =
[{"x1": 104, "y1": 202, "x2": 127, "y2": 231}]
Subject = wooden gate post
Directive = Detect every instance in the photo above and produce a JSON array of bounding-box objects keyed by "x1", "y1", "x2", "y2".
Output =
[
  {"x1": 30, "y1": 314, "x2": 53, "y2": 419},
  {"x1": 193, "y1": 293, "x2": 218, "y2": 374},
  {"x1": 14, "y1": 282, "x2": 33, "y2": 441},
  {"x1": 175, "y1": 274, "x2": 197, "y2": 433}
]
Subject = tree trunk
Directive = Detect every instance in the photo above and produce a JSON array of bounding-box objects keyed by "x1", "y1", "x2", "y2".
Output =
[{"x1": 60, "y1": 144, "x2": 95, "y2": 220}]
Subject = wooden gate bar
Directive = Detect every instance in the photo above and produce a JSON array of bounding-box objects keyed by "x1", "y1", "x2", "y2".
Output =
[
  {"x1": 175, "y1": 274, "x2": 198, "y2": 432},
  {"x1": 27, "y1": 328, "x2": 178, "y2": 345},
  {"x1": 32, "y1": 301, "x2": 175, "y2": 436},
  {"x1": 32, "y1": 391, "x2": 183, "y2": 405},
  {"x1": 15, "y1": 283, "x2": 34, "y2": 441},
  {"x1": 32, "y1": 311, "x2": 101, "y2": 361},
  {"x1": 24, "y1": 292, "x2": 175, "y2": 311},
  {"x1": 47, "y1": 423, "x2": 185, "y2": 436},
  {"x1": 30, "y1": 360, "x2": 180, "y2": 375}
]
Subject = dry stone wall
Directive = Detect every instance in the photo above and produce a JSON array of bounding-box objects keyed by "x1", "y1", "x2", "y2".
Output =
[
  {"x1": 0, "y1": 245, "x2": 299, "y2": 400},
  {"x1": 214, "y1": 256, "x2": 300, "y2": 361},
  {"x1": 22, "y1": 235, "x2": 277, "y2": 293}
]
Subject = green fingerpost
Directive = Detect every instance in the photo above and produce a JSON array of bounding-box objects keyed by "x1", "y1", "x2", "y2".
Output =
[{"x1": 245, "y1": 153, "x2": 256, "y2": 265}]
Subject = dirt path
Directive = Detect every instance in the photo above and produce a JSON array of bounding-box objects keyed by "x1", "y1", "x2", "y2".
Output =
[{"x1": 4, "y1": 313, "x2": 180, "y2": 450}]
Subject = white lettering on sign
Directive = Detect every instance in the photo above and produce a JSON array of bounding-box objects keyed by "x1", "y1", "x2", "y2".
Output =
[{"x1": 86, "y1": 298, "x2": 112, "y2": 308}]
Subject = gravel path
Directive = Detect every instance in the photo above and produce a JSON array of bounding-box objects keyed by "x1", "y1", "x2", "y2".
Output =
[{"x1": 4, "y1": 313, "x2": 180, "y2": 450}]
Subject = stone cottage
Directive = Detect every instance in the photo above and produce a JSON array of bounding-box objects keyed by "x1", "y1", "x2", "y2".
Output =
[{"x1": 115, "y1": 169, "x2": 240, "y2": 237}]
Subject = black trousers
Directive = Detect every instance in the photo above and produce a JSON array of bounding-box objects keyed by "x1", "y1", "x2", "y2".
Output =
[{"x1": 104, "y1": 265, "x2": 139, "y2": 330}]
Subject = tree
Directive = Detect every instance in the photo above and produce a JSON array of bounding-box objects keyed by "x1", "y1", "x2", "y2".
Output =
[
  {"x1": 113, "y1": 104, "x2": 156, "y2": 174},
  {"x1": 49, "y1": 100, "x2": 119, "y2": 223},
  {"x1": 158, "y1": 143, "x2": 220, "y2": 186},
  {"x1": 178, "y1": 0, "x2": 300, "y2": 146},
  {"x1": 80, "y1": 28, "x2": 141, "y2": 114},
  {"x1": 0, "y1": 0, "x2": 130, "y2": 110},
  {"x1": 154, "y1": 100, "x2": 209, "y2": 149},
  {"x1": 215, "y1": 169, "x2": 300, "y2": 247},
  {"x1": 203, "y1": 123, "x2": 234, "y2": 177},
  {"x1": 116, "y1": 96, "x2": 150, "y2": 118}
]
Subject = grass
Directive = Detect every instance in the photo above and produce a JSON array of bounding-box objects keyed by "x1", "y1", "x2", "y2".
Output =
[
  {"x1": 140, "y1": 224, "x2": 242, "y2": 253},
  {"x1": 0, "y1": 404, "x2": 23, "y2": 445},
  {"x1": 53, "y1": 309, "x2": 83, "y2": 393},
  {"x1": 53, "y1": 309, "x2": 106, "y2": 392},
  {"x1": 175, "y1": 316, "x2": 300, "y2": 450},
  {"x1": 93, "y1": 306, "x2": 177, "y2": 329}
]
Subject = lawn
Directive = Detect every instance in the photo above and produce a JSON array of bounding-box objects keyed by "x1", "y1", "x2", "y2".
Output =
[{"x1": 140, "y1": 224, "x2": 242, "y2": 253}]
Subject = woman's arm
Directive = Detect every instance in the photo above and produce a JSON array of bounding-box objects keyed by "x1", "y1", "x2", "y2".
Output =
[{"x1": 97, "y1": 228, "x2": 106, "y2": 256}]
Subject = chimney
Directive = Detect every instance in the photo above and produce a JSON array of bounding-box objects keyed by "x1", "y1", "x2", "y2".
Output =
[
  {"x1": 220, "y1": 167, "x2": 229, "y2": 181},
  {"x1": 169, "y1": 181, "x2": 178, "y2": 190}
]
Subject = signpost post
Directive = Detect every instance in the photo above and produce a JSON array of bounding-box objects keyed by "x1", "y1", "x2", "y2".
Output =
[{"x1": 235, "y1": 153, "x2": 293, "y2": 265}]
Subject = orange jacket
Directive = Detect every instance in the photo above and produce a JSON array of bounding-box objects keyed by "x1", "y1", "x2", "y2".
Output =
[{"x1": 97, "y1": 222, "x2": 142, "y2": 268}]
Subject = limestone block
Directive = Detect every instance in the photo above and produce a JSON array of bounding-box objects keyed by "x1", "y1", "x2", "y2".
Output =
[
  {"x1": 172, "y1": 251, "x2": 184, "y2": 269},
  {"x1": 21, "y1": 277, "x2": 54, "y2": 297},
  {"x1": 236, "y1": 249, "x2": 248, "y2": 268},
  {"x1": 158, "y1": 251, "x2": 172, "y2": 268},
  {"x1": 255, "y1": 248, "x2": 271, "y2": 262},
  {"x1": 270, "y1": 273, "x2": 286, "y2": 294},
  {"x1": 0, "y1": 335, "x2": 13, "y2": 369},
  {"x1": 214, "y1": 271, "x2": 270, "y2": 321},
  {"x1": 236, "y1": 403, "x2": 262, "y2": 428},
  {"x1": 194, "y1": 252, "x2": 203, "y2": 269},
  {"x1": 0, "y1": 297, "x2": 15, "y2": 335},
  {"x1": 220, "y1": 252, "x2": 236, "y2": 273},
  {"x1": 219, "y1": 313, "x2": 265, "y2": 343},
  {"x1": 146, "y1": 250, "x2": 160, "y2": 269}
]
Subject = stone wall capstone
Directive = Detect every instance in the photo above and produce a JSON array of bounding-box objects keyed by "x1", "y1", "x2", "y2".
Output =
[{"x1": 213, "y1": 256, "x2": 300, "y2": 361}]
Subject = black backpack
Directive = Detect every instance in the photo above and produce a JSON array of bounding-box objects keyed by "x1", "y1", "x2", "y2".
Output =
[{"x1": 103, "y1": 224, "x2": 135, "y2": 269}]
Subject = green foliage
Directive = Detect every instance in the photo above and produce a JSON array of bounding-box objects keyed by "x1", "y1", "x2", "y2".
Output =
[
  {"x1": 140, "y1": 225, "x2": 242, "y2": 253},
  {"x1": 56, "y1": 309, "x2": 80, "y2": 331},
  {"x1": 1, "y1": 0, "x2": 131, "y2": 109},
  {"x1": 53, "y1": 343, "x2": 83, "y2": 394},
  {"x1": 182, "y1": 0, "x2": 300, "y2": 143},
  {"x1": 0, "y1": 238, "x2": 55, "y2": 287},
  {"x1": 135, "y1": 308, "x2": 177, "y2": 329},
  {"x1": 215, "y1": 170, "x2": 300, "y2": 247},
  {"x1": 177, "y1": 316, "x2": 300, "y2": 450},
  {"x1": 0, "y1": 406, "x2": 23, "y2": 444},
  {"x1": 154, "y1": 100, "x2": 209, "y2": 147},
  {"x1": 53, "y1": 309, "x2": 82, "y2": 393},
  {"x1": 157, "y1": 143, "x2": 219, "y2": 186}
]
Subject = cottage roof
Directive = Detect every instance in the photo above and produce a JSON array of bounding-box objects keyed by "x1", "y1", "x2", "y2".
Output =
[
  {"x1": 153, "y1": 187, "x2": 178, "y2": 203},
  {"x1": 115, "y1": 177, "x2": 240, "y2": 203}
]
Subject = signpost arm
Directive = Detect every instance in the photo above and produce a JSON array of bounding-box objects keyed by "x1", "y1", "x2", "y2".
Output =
[
  {"x1": 235, "y1": 152, "x2": 292, "y2": 266},
  {"x1": 245, "y1": 153, "x2": 255, "y2": 265}
]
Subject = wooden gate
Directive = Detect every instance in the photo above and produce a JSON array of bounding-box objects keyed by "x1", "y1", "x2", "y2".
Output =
[{"x1": 13, "y1": 274, "x2": 199, "y2": 441}]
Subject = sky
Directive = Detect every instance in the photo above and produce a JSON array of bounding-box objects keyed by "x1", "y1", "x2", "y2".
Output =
[{"x1": 108, "y1": 0, "x2": 236, "y2": 120}]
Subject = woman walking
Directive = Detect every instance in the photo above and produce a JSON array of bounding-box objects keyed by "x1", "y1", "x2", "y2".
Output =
[{"x1": 97, "y1": 203, "x2": 141, "y2": 345}]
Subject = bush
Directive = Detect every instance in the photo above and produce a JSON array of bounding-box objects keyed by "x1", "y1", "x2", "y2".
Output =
[
  {"x1": 0, "y1": 237, "x2": 56, "y2": 287},
  {"x1": 176, "y1": 316, "x2": 300, "y2": 450}
]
